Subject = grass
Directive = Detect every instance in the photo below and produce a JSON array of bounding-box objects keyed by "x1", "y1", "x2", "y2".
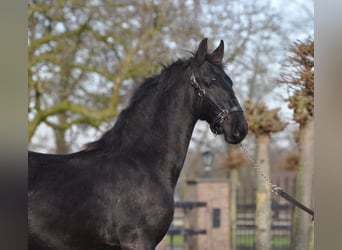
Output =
[
  {"x1": 165, "y1": 235, "x2": 184, "y2": 246},
  {"x1": 236, "y1": 234, "x2": 255, "y2": 247},
  {"x1": 272, "y1": 235, "x2": 291, "y2": 247},
  {"x1": 165, "y1": 234, "x2": 290, "y2": 248},
  {"x1": 236, "y1": 234, "x2": 290, "y2": 248}
]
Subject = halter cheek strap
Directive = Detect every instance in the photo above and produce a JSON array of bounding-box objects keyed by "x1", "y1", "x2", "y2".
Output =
[{"x1": 190, "y1": 73, "x2": 243, "y2": 135}]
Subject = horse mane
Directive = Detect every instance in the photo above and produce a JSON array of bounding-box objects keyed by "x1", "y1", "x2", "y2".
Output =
[
  {"x1": 83, "y1": 58, "x2": 192, "y2": 153},
  {"x1": 127, "y1": 59, "x2": 189, "y2": 106},
  {"x1": 83, "y1": 50, "x2": 225, "y2": 153}
]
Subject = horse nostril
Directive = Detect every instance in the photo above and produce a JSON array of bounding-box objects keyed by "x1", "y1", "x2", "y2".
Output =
[
  {"x1": 233, "y1": 127, "x2": 241, "y2": 138},
  {"x1": 233, "y1": 124, "x2": 248, "y2": 139}
]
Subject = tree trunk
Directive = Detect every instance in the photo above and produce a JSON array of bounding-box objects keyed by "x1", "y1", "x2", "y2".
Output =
[
  {"x1": 292, "y1": 116, "x2": 314, "y2": 250},
  {"x1": 255, "y1": 134, "x2": 272, "y2": 250},
  {"x1": 54, "y1": 114, "x2": 69, "y2": 154},
  {"x1": 230, "y1": 168, "x2": 239, "y2": 250}
]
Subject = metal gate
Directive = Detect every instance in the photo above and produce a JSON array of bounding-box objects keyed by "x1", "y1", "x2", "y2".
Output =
[
  {"x1": 236, "y1": 175, "x2": 296, "y2": 250},
  {"x1": 167, "y1": 201, "x2": 207, "y2": 250}
]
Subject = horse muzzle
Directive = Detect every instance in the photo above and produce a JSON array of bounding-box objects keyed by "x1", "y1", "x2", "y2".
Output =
[{"x1": 222, "y1": 115, "x2": 248, "y2": 144}]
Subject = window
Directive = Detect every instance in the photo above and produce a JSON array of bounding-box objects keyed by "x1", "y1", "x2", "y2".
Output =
[{"x1": 212, "y1": 208, "x2": 220, "y2": 228}]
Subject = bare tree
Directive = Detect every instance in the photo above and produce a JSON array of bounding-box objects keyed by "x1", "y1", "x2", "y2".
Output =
[
  {"x1": 29, "y1": 0, "x2": 288, "y2": 153},
  {"x1": 29, "y1": 0, "x2": 202, "y2": 152}
]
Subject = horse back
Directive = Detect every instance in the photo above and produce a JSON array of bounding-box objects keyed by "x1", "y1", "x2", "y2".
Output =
[
  {"x1": 28, "y1": 151, "x2": 174, "y2": 248},
  {"x1": 28, "y1": 151, "x2": 105, "y2": 248},
  {"x1": 29, "y1": 151, "x2": 80, "y2": 190}
]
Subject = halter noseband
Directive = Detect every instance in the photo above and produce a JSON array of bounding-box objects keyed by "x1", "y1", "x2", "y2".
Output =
[{"x1": 190, "y1": 73, "x2": 243, "y2": 135}]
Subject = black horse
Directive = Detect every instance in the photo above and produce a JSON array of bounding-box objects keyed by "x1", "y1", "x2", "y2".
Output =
[{"x1": 28, "y1": 38, "x2": 248, "y2": 250}]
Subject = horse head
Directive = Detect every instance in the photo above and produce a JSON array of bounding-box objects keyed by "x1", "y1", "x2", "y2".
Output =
[{"x1": 190, "y1": 38, "x2": 248, "y2": 144}]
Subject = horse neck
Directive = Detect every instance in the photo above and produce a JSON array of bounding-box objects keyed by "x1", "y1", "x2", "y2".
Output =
[{"x1": 110, "y1": 75, "x2": 197, "y2": 186}]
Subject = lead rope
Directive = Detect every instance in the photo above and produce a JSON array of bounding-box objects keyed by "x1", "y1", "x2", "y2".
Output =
[{"x1": 239, "y1": 143, "x2": 315, "y2": 221}]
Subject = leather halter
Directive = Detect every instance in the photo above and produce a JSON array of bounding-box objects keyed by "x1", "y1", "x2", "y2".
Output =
[{"x1": 190, "y1": 73, "x2": 243, "y2": 135}]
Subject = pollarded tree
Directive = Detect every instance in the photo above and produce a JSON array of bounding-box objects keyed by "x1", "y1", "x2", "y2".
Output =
[
  {"x1": 279, "y1": 37, "x2": 314, "y2": 250},
  {"x1": 244, "y1": 100, "x2": 287, "y2": 250},
  {"x1": 223, "y1": 149, "x2": 248, "y2": 250},
  {"x1": 281, "y1": 150, "x2": 299, "y2": 171}
]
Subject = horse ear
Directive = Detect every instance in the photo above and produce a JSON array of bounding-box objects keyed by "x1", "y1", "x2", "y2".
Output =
[
  {"x1": 195, "y1": 38, "x2": 208, "y2": 64},
  {"x1": 211, "y1": 40, "x2": 224, "y2": 64}
]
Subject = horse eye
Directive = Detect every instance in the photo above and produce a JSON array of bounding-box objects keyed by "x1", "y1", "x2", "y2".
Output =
[{"x1": 204, "y1": 78, "x2": 216, "y2": 87}]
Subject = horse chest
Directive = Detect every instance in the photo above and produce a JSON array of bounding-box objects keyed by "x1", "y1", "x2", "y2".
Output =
[
  {"x1": 97, "y1": 173, "x2": 175, "y2": 221},
  {"x1": 93, "y1": 177, "x2": 174, "y2": 245}
]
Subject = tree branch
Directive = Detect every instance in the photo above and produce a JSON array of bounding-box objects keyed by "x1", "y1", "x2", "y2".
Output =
[{"x1": 28, "y1": 100, "x2": 118, "y2": 141}]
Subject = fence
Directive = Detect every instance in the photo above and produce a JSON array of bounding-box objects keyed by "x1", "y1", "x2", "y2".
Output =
[
  {"x1": 162, "y1": 174, "x2": 296, "y2": 250},
  {"x1": 163, "y1": 179, "x2": 231, "y2": 250},
  {"x1": 167, "y1": 201, "x2": 207, "y2": 250},
  {"x1": 236, "y1": 175, "x2": 296, "y2": 250}
]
